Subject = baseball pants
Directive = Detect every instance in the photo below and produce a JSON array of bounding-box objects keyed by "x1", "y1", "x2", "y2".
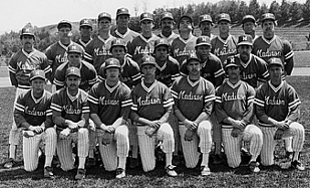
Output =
[
  {"x1": 57, "y1": 128, "x2": 89, "y2": 171},
  {"x1": 88, "y1": 119, "x2": 96, "y2": 158},
  {"x1": 23, "y1": 127, "x2": 57, "y2": 172},
  {"x1": 97, "y1": 125, "x2": 129, "y2": 171},
  {"x1": 211, "y1": 112, "x2": 222, "y2": 154},
  {"x1": 259, "y1": 122, "x2": 305, "y2": 166},
  {"x1": 179, "y1": 120, "x2": 212, "y2": 168},
  {"x1": 128, "y1": 120, "x2": 139, "y2": 159},
  {"x1": 168, "y1": 113, "x2": 181, "y2": 156},
  {"x1": 137, "y1": 123, "x2": 174, "y2": 172},
  {"x1": 222, "y1": 124, "x2": 263, "y2": 168}
]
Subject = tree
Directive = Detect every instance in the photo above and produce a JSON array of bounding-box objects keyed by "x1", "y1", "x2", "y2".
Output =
[
  {"x1": 259, "y1": 3, "x2": 269, "y2": 16},
  {"x1": 248, "y1": 0, "x2": 260, "y2": 18},
  {"x1": 237, "y1": 1, "x2": 249, "y2": 23},
  {"x1": 279, "y1": 0, "x2": 290, "y2": 23},
  {"x1": 289, "y1": 1, "x2": 303, "y2": 21},
  {"x1": 269, "y1": 1, "x2": 281, "y2": 19},
  {"x1": 302, "y1": 0, "x2": 310, "y2": 22}
]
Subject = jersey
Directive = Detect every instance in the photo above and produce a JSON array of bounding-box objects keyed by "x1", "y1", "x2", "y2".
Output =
[
  {"x1": 252, "y1": 35, "x2": 294, "y2": 75},
  {"x1": 155, "y1": 56, "x2": 180, "y2": 87},
  {"x1": 170, "y1": 34, "x2": 197, "y2": 66},
  {"x1": 211, "y1": 35, "x2": 238, "y2": 65},
  {"x1": 254, "y1": 80, "x2": 300, "y2": 125},
  {"x1": 76, "y1": 38, "x2": 91, "y2": 49},
  {"x1": 157, "y1": 32, "x2": 179, "y2": 44},
  {"x1": 88, "y1": 81, "x2": 132, "y2": 125},
  {"x1": 233, "y1": 54, "x2": 269, "y2": 88},
  {"x1": 180, "y1": 53, "x2": 225, "y2": 88},
  {"x1": 111, "y1": 28, "x2": 139, "y2": 44},
  {"x1": 131, "y1": 80, "x2": 174, "y2": 122},
  {"x1": 215, "y1": 80, "x2": 255, "y2": 129},
  {"x1": 84, "y1": 34, "x2": 116, "y2": 73},
  {"x1": 8, "y1": 49, "x2": 51, "y2": 89},
  {"x1": 51, "y1": 88, "x2": 89, "y2": 131},
  {"x1": 53, "y1": 60, "x2": 97, "y2": 91},
  {"x1": 171, "y1": 76, "x2": 215, "y2": 121},
  {"x1": 127, "y1": 34, "x2": 160, "y2": 65},
  {"x1": 14, "y1": 90, "x2": 53, "y2": 128}
]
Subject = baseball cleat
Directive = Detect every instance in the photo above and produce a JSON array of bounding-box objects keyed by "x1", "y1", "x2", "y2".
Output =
[
  {"x1": 200, "y1": 166, "x2": 211, "y2": 176},
  {"x1": 166, "y1": 165, "x2": 178, "y2": 177},
  {"x1": 249, "y1": 161, "x2": 260, "y2": 173},
  {"x1": 44, "y1": 166, "x2": 54, "y2": 178},
  {"x1": 85, "y1": 158, "x2": 96, "y2": 168},
  {"x1": 4, "y1": 158, "x2": 15, "y2": 169},
  {"x1": 115, "y1": 168, "x2": 126, "y2": 179},
  {"x1": 75, "y1": 168, "x2": 86, "y2": 180},
  {"x1": 291, "y1": 160, "x2": 306, "y2": 171}
]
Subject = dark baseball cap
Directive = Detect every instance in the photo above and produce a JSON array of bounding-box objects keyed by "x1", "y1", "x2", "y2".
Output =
[
  {"x1": 268, "y1": 58, "x2": 283, "y2": 68},
  {"x1": 242, "y1": 15, "x2": 256, "y2": 24},
  {"x1": 67, "y1": 44, "x2": 83, "y2": 54},
  {"x1": 154, "y1": 38, "x2": 170, "y2": 49},
  {"x1": 217, "y1": 13, "x2": 231, "y2": 24},
  {"x1": 261, "y1": 13, "x2": 276, "y2": 23},
  {"x1": 238, "y1": 35, "x2": 253, "y2": 46},
  {"x1": 98, "y1": 12, "x2": 112, "y2": 22},
  {"x1": 66, "y1": 67, "x2": 81, "y2": 78},
  {"x1": 225, "y1": 56, "x2": 239, "y2": 69},
  {"x1": 104, "y1": 58, "x2": 121, "y2": 70},
  {"x1": 116, "y1": 7, "x2": 130, "y2": 17},
  {"x1": 57, "y1": 20, "x2": 72, "y2": 30},
  {"x1": 186, "y1": 53, "x2": 201, "y2": 64},
  {"x1": 140, "y1": 12, "x2": 153, "y2": 22},
  {"x1": 80, "y1": 19, "x2": 92, "y2": 28},
  {"x1": 179, "y1": 15, "x2": 193, "y2": 23},
  {"x1": 161, "y1": 12, "x2": 174, "y2": 21},
  {"x1": 196, "y1": 36, "x2": 211, "y2": 47},
  {"x1": 110, "y1": 39, "x2": 127, "y2": 52},
  {"x1": 140, "y1": 55, "x2": 156, "y2": 67},
  {"x1": 199, "y1": 14, "x2": 213, "y2": 26},
  {"x1": 29, "y1": 69, "x2": 46, "y2": 82},
  {"x1": 20, "y1": 27, "x2": 35, "y2": 39}
]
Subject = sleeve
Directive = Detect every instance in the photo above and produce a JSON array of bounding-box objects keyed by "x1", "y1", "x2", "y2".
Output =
[
  {"x1": 127, "y1": 40, "x2": 134, "y2": 56},
  {"x1": 131, "y1": 88, "x2": 138, "y2": 112},
  {"x1": 120, "y1": 87, "x2": 133, "y2": 120},
  {"x1": 171, "y1": 61, "x2": 181, "y2": 80},
  {"x1": 213, "y1": 58, "x2": 225, "y2": 87},
  {"x1": 8, "y1": 54, "x2": 18, "y2": 87},
  {"x1": 170, "y1": 80, "x2": 180, "y2": 111},
  {"x1": 44, "y1": 97, "x2": 54, "y2": 129},
  {"x1": 286, "y1": 86, "x2": 301, "y2": 123},
  {"x1": 45, "y1": 46, "x2": 53, "y2": 61},
  {"x1": 210, "y1": 37, "x2": 217, "y2": 54},
  {"x1": 253, "y1": 85, "x2": 267, "y2": 121},
  {"x1": 81, "y1": 93, "x2": 90, "y2": 115},
  {"x1": 283, "y1": 40, "x2": 294, "y2": 76},
  {"x1": 163, "y1": 85, "x2": 174, "y2": 109},
  {"x1": 179, "y1": 61, "x2": 188, "y2": 76},
  {"x1": 130, "y1": 60, "x2": 142, "y2": 86},
  {"x1": 14, "y1": 94, "x2": 28, "y2": 128},
  {"x1": 87, "y1": 85, "x2": 99, "y2": 114},
  {"x1": 241, "y1": 85, "x2": 255, "y2": 125},
  {"x1": 53, "y1": 67, "x2": 65, "y2": 88},
  {"x1": 203, "y1": 82, "x2": 215, "y2": 117},
  {"x1": 87, "y1": 66, "x2": 98, "y2": 87},
  {"x1": 51, "y1": 92, "x2": 63, "y2": 115},
  {"x1": 98, "y1": 62, "x2": 106, "y2": 82},
  {"x1": 84, "y1": 42, "x2": 93, "y2": 62},
  {"x1": 41, "y1": 54, "x2": 52, "y2": 82},
  {"x1": 214, "y1": 86, "x2": 229, "y2": 123},
  {"x1": 257, "y1": 57, "x2": 269, "y2": 82}
]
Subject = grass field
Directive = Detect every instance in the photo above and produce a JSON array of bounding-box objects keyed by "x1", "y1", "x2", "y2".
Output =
[{"x1": 1, "y1": 76, "x2": 310, "y2": 187}]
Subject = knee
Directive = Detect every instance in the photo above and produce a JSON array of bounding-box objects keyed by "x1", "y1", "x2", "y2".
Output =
[
  {"x1": 45, "y1": 127, "x2": 56, "y2": 138},
  {"x1": 78, "y1": 128, "x2": 89, "y2": 135},
  {"x1": 290, "y1": 122, "x2": 305, "y2": 133},
  {"x1": 115, "y1": 125, "x2": 129, "y2": 137},
  {"x1": 161, "y1": 123, "x2": 174, "y2": 138},
  {"x1": 198, "y1": 121, "x2": 212, "y2": 134}
]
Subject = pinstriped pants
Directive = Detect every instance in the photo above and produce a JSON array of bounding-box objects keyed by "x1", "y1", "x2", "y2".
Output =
[
  {"x1": 57, "y1": 128, "x2": 89, "y2": 171},
  {"x1": 179, "y1": 120, "x2": 212, "y2": 168},
  {"x1": 97, "y1": 125, "x2": 129, "y2": 171},
  {"x1": 137, "y1": 123, "x2": 175, "y2": 172},
  {"x1": 259, "y1": 122, "x2": 305, "y2": 166},
  {"x1": 23, "y1": 127, "x2": 57, "y2": 172},
  {"x1": 222, "y1": 124, "x2": 263, "y2": 168}
]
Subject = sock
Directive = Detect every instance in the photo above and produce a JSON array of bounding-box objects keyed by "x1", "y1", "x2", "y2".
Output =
[
  {"x1": 44, "y1": 156, "x2": 53, "y2": 167},
  {"x1": 215, "y1": 143, "x2": 221, "y2": 155},
  {"x1": 9, "y1": 145, "x2": 16, "y2": 159},
  {"x1": 78, "y1": 157, "x2": 86, "y2": 169},
  {"x1": 201, "y1": 153, "x2": 209, "y2": 167},
  {"x1": 88, "y1": 149, "x2": 94, "y2": 159},
  {"x1": 132, "y1": 145, "x2": 138, "y2": 159},
  {"x1": 118, "y1": 156, "x2": 127, "y2": 170},
  {"x1": 293, "y1": 151, "x2": 300, "y2": 161},
  {"x1": 165, "y1": 153, "x2": 173, "y2": 167}
]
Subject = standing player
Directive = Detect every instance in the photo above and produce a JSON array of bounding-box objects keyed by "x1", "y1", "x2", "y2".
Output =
[
  {"x1": 85, "y1": 12, "x2": 116, "y2": 73},
  {"x1": 211, "y1": 13, "x2": 238, "y2": 65},
  {"x1": 51, "y1": 67, "x2": 89, "y2": 180},
  {"x1": 14, "y1": 70, "x2": 56, "y2": 177},
  {"x1": 77, "y1": 19, "x2": 93, "y2": 49},
  {"x1": 254, "y1": 58, "x2": 305, "y2": 170},
  {"x1": 171, "y1": 53, "x2": 215, "y2": 176},
  {"x1": 158, "y1": 12, "x2": 179, "y2": 44},
  {"x1": 215, "y1": 57, "x2": 263, "y2": 172},
  {"x1": 5, "y1": 27, "x2": 51, "y2": 169},
  {"x1": 242, "y1": 15, "x2": 258, "y2": 40},
  {"x1": 111, "y1": 8, "x2": 139, "y2": 44},
  {"x1": 199, "y1": 14, "x2": 215, "y2": 39},
  {"x1": 88, "y1": 58, "x2": 131, "y2": 178},
  {"x1": 131, "y1": 55, "x2": 177, "y2": 177},
  {"x1": 171, "y1": 15, "x2": 197, "y2": 66},
  {"x1": 127, "y1": 12, "x2": 160, "y2": 64}
]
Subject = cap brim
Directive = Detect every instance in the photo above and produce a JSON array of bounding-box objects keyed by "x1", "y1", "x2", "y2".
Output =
[
  {"x1": 218, "y1": 19, "x2": 231, "y2": 24},
  {"x1": 237, "y1": 42, "x2": 252, "y2": 46},
  {"x1": 196, "y1": 42, "x2": 211, "y2": 47},
  {"x1": 225, "y1": 64, "x2": 239, "y2": 69},
  {"x1": 140, "y1": 18, "x2": 153, "y2": 22},
  {"x1": 141, "y1": 62, "x2": 156, "y2": 67},
  {"x1": 30, "y1": 76, "x2": 45, "y2": 81},
  {"x1": 80, "y1": 24, "x2": 92, "y2": 28},
  {"x1": 66, "y1": 73, "x2": 81, "y2": 77},
  {"x1": 199, "y1": 20, "x2": 214, "y2": 26}
]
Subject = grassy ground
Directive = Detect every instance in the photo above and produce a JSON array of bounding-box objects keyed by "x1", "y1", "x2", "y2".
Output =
[{"x1": 0, "y1": 76, "x2": 310, "y2": 187}]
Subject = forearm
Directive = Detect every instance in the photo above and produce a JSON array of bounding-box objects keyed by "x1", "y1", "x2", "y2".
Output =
[
  {"x1": 90, "y1": 113, "x2": 105, "y2": 130},
  {"x1": 158, "y1": 107, "x2": 172, "y2": 124},
  {"x1": 130, "y1": 111, "x2": 152, "y2": 125},
  {"x1": 194, "y1": 112, "x2": 209, "y2": 125}
]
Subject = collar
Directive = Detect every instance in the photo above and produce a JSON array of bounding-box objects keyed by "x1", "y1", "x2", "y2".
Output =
[
  {"x1": 105, "y1": 80, "x2": 120, "y2": 93},
  {"x1": 141, "y1": 79, "x2": 157, "y2": 93},
  {"x1": 31, "y1": 90, "x2": 46, "y2": 104}
]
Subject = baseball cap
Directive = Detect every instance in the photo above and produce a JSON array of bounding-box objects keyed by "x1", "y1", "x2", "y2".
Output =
[
  {"x1": 261, "y1": 13, "x2": 276, "y2": 23},
  {"x1": 29, "y1": 69, "x2": 46, "y2": 82},
  {"x1": 80, "y1": 19, "x2": 92, "y2": 29},
  {"x1": 217, "y1": 13, "x2": 231, "y2": 24},
  {"x1": 195, "y1": 36, "x2": 211, "y2": 48},
  {"x1": 104, "y1": 58, "x2": 121, "y2": 70},
  {"x1": 242, "y1": 15, "x2": 256, "y2": 24},
  {"x1": 20, "y1": 27, "x2": 35, "y2": 39},
  {"x1": 140, "y1": 12, "x2": 153, "y2": 22},
  {"x1": 67, "y1": 44, "x2": 83, "y2": 54},
  {"x1": 161, "y1": 12, "x2": 174, "y2": 21},
  {"x1": 57, "y1": 20, "x2": 72, "y2": 30},
  {"x1": 237, "y1": 35, "x2": 253, "y2": 46},
  {"x1": 186, "y1": 53, "x2": 200, "y2": 64},
  {"x1": 66, "y1": 67, "x2": 81, "y2": 78},
  {"x1": 154, "y1": 38, "x2": 170, "y2": 49},
  {"x1": 98, "y1": 12, "x2": 112, "y2": 22},
  {"x1": 116, "y1": 8, "x2": 130, "y2": 17},
  {"x1": 199, "y1": 14, "x2": 214, "y2": 26},
  {"x1": 225, "y1": 56, "x2": 239, "y2": 69},
  {"x1": 110, "y1": 39, "x2": 127, "y2": 52},
  {"x1": 140, "y1": 55, "x2": 156, "y2": 67},
  {"x1": 179, "y1": 15, "x2": 193, "y2": 23},
  {"x1": 268, "y1": 58, "x2": 283, "y2": 68}
]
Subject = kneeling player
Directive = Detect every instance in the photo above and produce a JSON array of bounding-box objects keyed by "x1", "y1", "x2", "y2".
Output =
[
  {"x1": 14, "y1": 70, "x2": 56, "y2": 177},
  {"x1": 215, "y1": 56, "x2": 263, "y2": 172}
]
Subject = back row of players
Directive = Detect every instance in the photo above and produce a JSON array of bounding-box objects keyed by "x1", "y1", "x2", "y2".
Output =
[{"x1": 5, "y1": 7, "x2": 303, "y2": 180}]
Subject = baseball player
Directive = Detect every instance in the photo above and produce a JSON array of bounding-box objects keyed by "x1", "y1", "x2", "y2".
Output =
[
  {"x1": 171, "y1": 53, "x2": 215, "y2": 176},
  {"x1": 51, "y1": 67, "x2": 89, "y2": 180},
  {"x1": 254, "y1": 57, "x2": 305, "y2": 170},
  {"x1": 85, "y1": 12, "x2": 116, "y2": 73},
  {"x1": 199, "y1": 14, "x2": 215, "y2": 39},
  {"x1": 5, "y1": 27, "x2": 51, "y2": 169},
  {"x1": 171, "y1": 15, "x2": 197, "y2": 66},
  {"x1": 211, "y1": 13, "x2": 238, "y2": 65},
  {"x1": 241, "y1": 15, "x2": 258, "y2": 40},
  {"x1": 14, "y1": 70, "x2": 56, "y2": 177},
  {"x1": 77, "y1": 19, "x2": 93, "y2": 49},
  {"x1": 131, "y1": 55, "x2": 177, "y2": 177},
  {"x1": 215, "y1": 56, "x2": 263, "y2": 172},
  {"x1": 111, "y1": 8, "x2": 139, "y2": 44},
  {"x1": 158, "y1": 12, "x2": 179, "y2": 44},
  {"x1": 88, "y1": 58, "x2": 131, "y2": 178},
  {"x1": 127, "y1": 12, "x2": 160, "y2": 65}
]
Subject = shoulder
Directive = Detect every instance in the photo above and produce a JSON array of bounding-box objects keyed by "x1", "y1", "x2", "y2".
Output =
[
  {"x1": 55, "y1": 62, "x2": 68, "y2": 72},
  {"x1": 46, "y1": 42, "x2": 58, "y2": 51},
  {"x1": 209, "y1": 53, "x2": 222, "y2": 63},
  {"x1": 167, "y1": 56, "x2": 179, "y2": 66},
  {"x1": 82, "y1": 60, "x2": 96, "y2": 70}
]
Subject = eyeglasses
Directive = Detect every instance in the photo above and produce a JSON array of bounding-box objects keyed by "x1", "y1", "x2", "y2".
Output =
[{"x1": 68, "y1": 55, "x2": 81, "y2": 58}]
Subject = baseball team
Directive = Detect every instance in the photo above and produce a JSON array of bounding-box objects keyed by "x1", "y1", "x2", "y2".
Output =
[{"x1": 3, "y1": 7, "x2": 305, "y2": 180}]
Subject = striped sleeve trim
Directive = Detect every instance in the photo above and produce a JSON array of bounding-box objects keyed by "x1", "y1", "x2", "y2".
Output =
[
  {"x1": 215, "y1": 96, "x2": 222, "y2": 103},
  {"x1": 262, "y1": 71, "x2": 269, "y2": 79},
  {"x1": 214, "y1": 68, "x2": 225, "y2": 78},
  {"x1": 131, "y1": 103, "x2": 138, "y2": 111},
  {"x1": 284, "y1": 51, "x2": 294, "y2": 60},
  {"x1": 204, "y1": 95, "x2": 216, "y2": 103},
  {"x1": 98, "y1": 75, "x2": 104, "y2": 82},
  {"x1": 53, "y1": 79, "x2": 64, "y2": 87},
  {"x1": 44, "y1": 66, "x2": 52, "y2": 73},
  {"x1": 132, "y1": 73, "x2": 142, "y2": 81},
  {"x1": 8, "y1": 65, "x2": 16, "y2": 74},
  {"x1": 82, "y1": 106, "x2": 90, "y2": 113},
  {"x1": 50, "y1": 103, "x2": 62, "y2": 112},
  {"x1": 46, "y1": 109, "x2": 52, "y2": 116},
  {"x1": 87, "y1": 94, "x2": 99, "y2": 104},
  {"x1": 180, "y1": 72, "x2": 187, "y2": 76},
  {"x1": 14, "y1": 103, "x2": 25, "y2": 112},
  {"x1": 122, "y1": 99, "x2": 133, "y2": 108},
  {"x1": 254, "y1": 98, "x2": 264, "y2": 107},
  {"x1": 17, "y1": 84, "x2": 31, "y2": 89},
  {"x1": 163, "y1": 98, "x2": 174, "y2": 108},
  {"x1": 170, "y1": 90, "x2": 178, "y2": 98},
  {"x1": 288, "y1": 99, "x2": 301, "y2": 110},
  {"x1": 171, "y1": 73, "x2": 180, "y2": 79},
  {"x1": 88, "y1": 77, "x2": 98, "y2": 85},
  {"x1": 83, "y1": 53, "x2": 93, "y2": 61}
]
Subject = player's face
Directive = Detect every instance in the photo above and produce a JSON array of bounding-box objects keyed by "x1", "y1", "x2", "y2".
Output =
[
  {"x1": 196, "y1": 45, "x2": 211, "y2": 61},
  {"x1": 187, "y1": 60, "x2": 201, "y2": 76},
  {"x1": 269, "y1": 65, "x2": 283, "y2": 82},
  {"x1": 243, "y1": 22, "x2": 256, "y2": 35},
  {"x1": 80, "y1": 26, "x2": 92, "y2": 37},
  {"x1": 227, "y1": 66, "x2": 240, "y2": 80},
  {"x1": 31, "y1": 78, "x2": 45, "y2": 94},
  {"x1": 105, "y1": 68, "x2": 120, "y2": 82},
  {"x1": 21, "y1": 35, "x2": 34, "y2": 48},
  {"x1": 262, "y1": 20, "x2": 275, "y2": 39},
  {"x1": 161, "y1": 19, "x2": 174, "y2": 33},
  {"x1": 179, "y1": 18, "x2": 193, "y2": 32},
  {"x1": 140, "y1": 20, "x2": 153, "y2": 32},
  {"x1": 98, "y1": 19, "x2": 111, "y2": 31},
  {"x1": 68, "y1": 53, "x2": 82, "y2": 67},
  {"x1": 155, "y1": 46, "x2": 168, "y2": 62},
  {"x1": 117, "y1": 15, "x2": 129, "y2": 28},
  {"x1": 111, "y1": 46, "x2": 126, "y2": 60},
  {"x1": 58, "y1": 27, "x2": 72, "y2": 39},
  {"x1": 141, "y1": 65, "x2": 156, "y2": 78},
  {"x1": 200, "y1": 22, "x2": 212, "y2": 35},
  {"x1": 66, "y1": 76, "x2": 80, "y2": 90},
  {"x1": 218, "y1": 21, "x2": 230, "y2": 34},
  {"x1": 238, "y1": 45, "x2": 252, "y2": 62}
]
